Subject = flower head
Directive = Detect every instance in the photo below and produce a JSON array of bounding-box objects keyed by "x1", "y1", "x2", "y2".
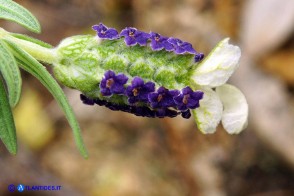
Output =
[
  {"x1": 150, "y1": 32, "x2": 174, "y2": 51},
  {"x1": 168, "y1": 38, "x2": 196, "y2": 54},
  {"x1": 174, "y1": 86, "x2": 203, "y2": 111},
  {"x1": 100, "y1": 70, "x2": 128, "y2": 96},
  {"x1": 92, "y1": 23, "x2": 119, "y2": 40},
  {"x1": 148, "y1": 87, "x2": 179, "y2": 108},
  {"x1": 120, "y1": 27, "x2": 151, "y2": 46},
  {"x1": 126, "y1": 77, "x2": 155, "y2": 104}
]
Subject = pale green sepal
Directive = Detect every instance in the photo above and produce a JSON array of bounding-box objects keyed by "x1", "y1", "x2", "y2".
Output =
[
  {"x1": 0, "y1": 39, "x2": 22, "y2": 107},
  {"x1": 216, "y1": 84, "x2": 248, "y2": 134},
  {"x1": 192, "y1": 87, "x2": 223, "y2": 134},
  {"x1": 0, "y1": 0, "x2": 41, "y2": 33},
  {"x1": 192, "y1": 38, "x2": 241, "y2": 87},
  {"x1": 4, "y1": 39, "x2": 88, "y2": 158},
  {"x1": 0, "y1": 76, "x2": 17, "y2": 155}
]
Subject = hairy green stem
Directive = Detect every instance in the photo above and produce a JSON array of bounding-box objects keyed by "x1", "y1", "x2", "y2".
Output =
[{"x1": 0, "y1": 27, "x2": 57, "y2": 64}]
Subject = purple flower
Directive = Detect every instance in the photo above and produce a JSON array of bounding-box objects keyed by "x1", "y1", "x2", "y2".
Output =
[
  {"x1": 148, "y1": 87, "x2": 180, "y2": 108},
  {"x1": 155, "y1": 108, "x2": 179, "y2": 118},
  {"x1": 194, "y1": 53, "x2": 204, "y2": 62},
  {"x1": 80, "y1": 94, "x2": 95, "y2": 105},
  {"x1": 126, "y1": 77, "x2": 155, "y2": 104},
  {"x1": 181, "y1": 110, "x2": 191, "y2": 119},
  {"x1": 92, "y1": 23, "x2": 119, "y2": 40},
  {"x1": 120, "y1": 27, "x2": 151, "y2": 46},
  {"x1": 174, "y1": 86, "x2": 203, "y2": 111},
  {"x1": 168, "y1": 38, "x2": 196, "y2": 54},
  {"x1": 150, "y1": 32, "x2": 174, "y2": 51},
  {"x1": 100, "y1": 70, "x2": 128, "y2": 96}
]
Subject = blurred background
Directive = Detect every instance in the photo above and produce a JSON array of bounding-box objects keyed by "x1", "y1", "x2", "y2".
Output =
[{"x1": 1, "y1": 0, "x2": 294, "y2": 195}]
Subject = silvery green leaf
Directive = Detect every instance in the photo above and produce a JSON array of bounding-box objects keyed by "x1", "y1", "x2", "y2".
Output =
[
  {"x1": 0, "y1": 76, "x2": 17, "y2": 155},
  {"x1": 0, "y1": 39, "x2": 22, "y2": 107},
  {"x1": 0, "y1": 0, "x2": 41, "y2": 33}
]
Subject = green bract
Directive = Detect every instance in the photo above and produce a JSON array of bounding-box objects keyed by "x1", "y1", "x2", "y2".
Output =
[{"x1": 53, "y1": 35, "x2": 197, "y2": 97}]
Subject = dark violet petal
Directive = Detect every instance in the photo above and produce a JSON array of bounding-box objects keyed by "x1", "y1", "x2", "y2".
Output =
[
  {"x1": 111, "y1": 83, "x2": 125, "y2": 94},
  {"x1": 194, "y1": 53, "x2": 204, "y2": 62},
  {"x1": 104, "y1": 70, "x2": 115, "y2": 78},
  {"x1": 101, "y1": 88, "x2": 112, "y2": 96},
  {"x1": 169, "y1": 89, "x2": 180, "y2": 97},
  {"x1": 191, "y1": 91, "x2": 204, "y2": 100},
  {"x1": 128, "y1": 97, "x2": 138, "y2": 104},
  {"x1": 99, "y1": 79, "x2": 106, "y2": 88},
  {"x1": 174, "y1": 47, "x2": 186, "y2": 54},
  {"x1": 187, "y1": 101, "x2": 200, "y2": 109},
  {"x1": 92, "y1": 23, "x2": 107, "y2": 32},
  {"x1": 181, "y1": 110, "x2": 191, "y2": 119},
  {"x1": 132, "y1": 76, "x2": 144, "y2": 87},
  {"x1": 126, "y1": 86, "x2": 134, "y2": 96},
  {"x1": 173, "y1": 94, "x2": 184, "y2": 104},
  {"x1": 168, "y1": 37, "x2": 182, "y2": 45},
  {"x1": 94, "y1": 98, "x2": 107, "y2": 106},
  {"x1": 115, "y1": 74, "x2": 128, "y2": 84},
  {"x1": 150, "y1": 40, "x2": 164, "y2": 51},
  {"x1": 182, "y1": 86, "x2": 193, "y2": 95},
  {"x1": 181, "y1": 42, "x2": 196, "y2": 54},
  {"x1": 144, "y1": 82, "x2": 155, "y2": 92},
  {"x1": 124, "y1": 36, "x2": 137, "y2": 46},
  {"x1": 80, "y1": 94, "x2": 95, "y2": 105},
  {"x1": 155, "y1": 109, "x2": 166, "y2": 118},
  {"x1": 135, "y1": 31, "x2": 151, "y2": 46},
  {"x1": 104, "y1": 28, "x2": 119, "y2": 39},
  {"x1": 157, "y1": 86, "x2": 166, "y2": 94},
  {"x1": 119, "y1": 28, "x2": 130, "y2": 36},
  {"x1": 162, "y1": 41, "x2": 174, "y2": 51},
  {"x1": 166, "y1": 109, "x2": 179, "y2": 118},
  {"x1": 178, "y1": 103, "x2": 188, "y2": 111}
]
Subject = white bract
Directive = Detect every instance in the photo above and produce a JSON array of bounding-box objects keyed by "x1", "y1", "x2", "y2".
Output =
[{"x1": 191, "y1": 38, "x2": 248, "y2": 134}]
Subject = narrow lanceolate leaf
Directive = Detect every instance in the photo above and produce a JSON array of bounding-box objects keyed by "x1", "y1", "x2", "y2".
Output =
[
  {"x1": 0, "y1": 39, "x2": 22, "y2": 107},
  {"x1": 4, "y1": 39, "x2": 88, "y2": 158},
  {"x1": 0, "y1": 76, "x2": 17, "y2": 155},
  {"x1": 0, "y1": 0, "x2": 41, "y2": 33}
]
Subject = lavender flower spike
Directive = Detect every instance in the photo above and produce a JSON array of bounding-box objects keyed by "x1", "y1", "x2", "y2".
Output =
[
  {"x1": 92, "y1": 23, "x2": 119, "y2": 40},
  {"x1": 168, "y1": 37, "x2": 197, "y2": 54},
  {"x1": 126, "y1": 77, "x2": 155, "y2": 104},
  {"x1": 150, "y1": 32, "x2": 174, "y2": 51},
  {"x1": 148, "y1": 87, "x2": 179, "y2": 108},
  {"x1": 100, "y1": 70, "x2": 128, "y2": 96},
  {"x1": 174, "y1": 86, "x2": 203, "y2": 111},
  {"x1": 120, "y1": 27, "x2": 151, "y2": 46}
]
